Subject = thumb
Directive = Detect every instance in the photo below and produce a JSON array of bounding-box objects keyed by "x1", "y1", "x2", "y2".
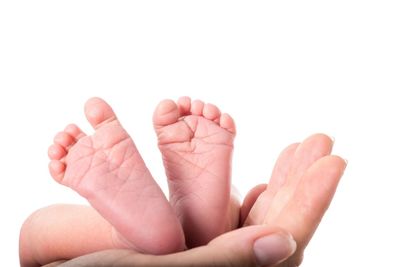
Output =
[
  {"x1": 59, "y1": 225, "x2": 296, "y2": 267},
  {"x1": 199, "y1": 225, "x2": 297, "y2": 267}
]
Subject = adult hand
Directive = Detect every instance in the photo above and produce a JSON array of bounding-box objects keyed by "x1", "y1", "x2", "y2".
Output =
[
  {"x1": 46, "y1": 225, "x2": 296, "y2": 267},
  {"x1": 243, "y1": 134, "x2": 347, "y2": 266},
  {"x1": 45, "y1": 133, "x2": 346, "y2": 267}
]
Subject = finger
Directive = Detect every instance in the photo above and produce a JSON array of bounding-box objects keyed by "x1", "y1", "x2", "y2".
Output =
[
  {"x1": 289, "y1": 134, "x2": 334, "y2": 184},
  {"x1": 272, "y1": 155, "x2": 347, "y2": 266},
  {"x1": 240, "y1": 184, "x2": 267, "y2": 226},
  {"x1": 245, "y1": 143, "x2": 299, "y2": 226},
  {"x1": 43, "y1": 261, "x2": 67, "y2": 267},
  {"x1": 275, "y1": 155, "x2": 346, "y2": 244},
  {"x1": 59, "y1": 250, "x2": 135, "y2": 267},
  {"x1": 264, "y1": 134, "x2": 334, "y2": 223},
  {"x1": 60, "y1": 225, "x2": 297, "y2": 267},
  {"x1": 265, "y1": 143, "x2": 300, "y2": 199}
]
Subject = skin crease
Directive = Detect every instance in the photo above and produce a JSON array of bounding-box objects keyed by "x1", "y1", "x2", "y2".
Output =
[
  {"x1": 47, "y1": 97, "x2": 186, "y2": 255},
  {"x1": 28, "y1": 133, "x2": 346, "y2": 267},
  {"x1": 153, "y1": 97, "x2": 239, "y2": 248},
  {"x1": 21, "y1": 97, "x2": 240, "y2": 266}
]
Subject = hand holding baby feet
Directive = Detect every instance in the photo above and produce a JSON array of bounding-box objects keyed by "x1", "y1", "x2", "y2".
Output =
[
  {"x1": 48, "y1": 97, "x2": 185, "y2": 255},
  {"x1": 243, "y1": 134, "x2": 347, "y2": 266},
  {"x1": 153, "y1": 97, "x2": 238, "y2": 248}
]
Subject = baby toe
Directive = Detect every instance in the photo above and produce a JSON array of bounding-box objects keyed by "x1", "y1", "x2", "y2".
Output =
[
  {"x1": 49, "y1": 160, "x2": 66, "y2": 183},
  {"x1": 48, "y1": 144, "x2": 66, "y2": 160},
  {"x1": 64, "y1": 124, "x2": 86, "y2": 140},
  {"x1": 177, "y1": 96, "x2": 191, "y2": 116},
  {"x1": 203, "y1": 103, "x2": 221, "y2": 121},
  {"x1": 219, "y1": 113, "x2": 236, "y2": 134},
  {"x1": 190, "y1": 100, "x2": 204, "y2": 116},
  {"x1": 54, "y1": 131, "x2": 75, "y2": 149}
]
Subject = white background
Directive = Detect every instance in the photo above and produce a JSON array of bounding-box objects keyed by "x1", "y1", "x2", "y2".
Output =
[{"x1": 1, "y1": 1, "x2": 399, "y2": 266}]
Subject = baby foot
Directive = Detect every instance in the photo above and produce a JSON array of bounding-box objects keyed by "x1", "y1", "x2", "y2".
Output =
[
  {"x1": 153, "y1": 97, "x2": 236, "y2": 248},
  {"x1": 48, "y1": 97, "x2": 184, "y2": 254}
]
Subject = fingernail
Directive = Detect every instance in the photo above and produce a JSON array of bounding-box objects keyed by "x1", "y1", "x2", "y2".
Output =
[
  {"x1": 330, "y1": 135, "x2": 336, "y2": 143},
  {"x1": 253, "y1": 232, "x2": 297, "y2": 266}
]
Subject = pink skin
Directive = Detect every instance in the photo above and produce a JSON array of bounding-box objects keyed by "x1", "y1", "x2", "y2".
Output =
[
  {"x1": 19, "y1": 96, "x2": 345, "y2": 266},
  {"x1": 48, "y1": 98, "x2": 185, "y2": 254},
  {"x1": 19, "y1": 205, "x2": 118, "y2": 267},
  {"x1": 19, "y1": 132, "x2": 345, "y2": 267},
  {"x1": 153, "y1": 97, "x2": 238, "y2": 248},
  {"x1": 20, "y1": 133, "x2": 346, "y2": 267},
  {"x1": 20, "y1": 96, "x2": 239, "y2": 266},
  {"x1": 243, "y1": 134, "x2": 347, "y2": 266}
]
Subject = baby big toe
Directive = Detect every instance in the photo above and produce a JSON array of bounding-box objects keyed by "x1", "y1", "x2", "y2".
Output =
[
  {"x1": 84, "y1": 97, "x2": 118, "y2": 129},
  {"x1": 153, "y1": 99, "x2": 180, "y2": 127}
]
